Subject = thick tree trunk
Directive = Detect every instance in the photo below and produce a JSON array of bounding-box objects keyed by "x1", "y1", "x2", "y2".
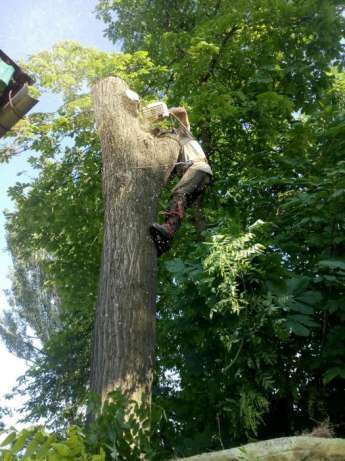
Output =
[{"x1": 90, "y1": 77, "x2": 179, "y2": 404}]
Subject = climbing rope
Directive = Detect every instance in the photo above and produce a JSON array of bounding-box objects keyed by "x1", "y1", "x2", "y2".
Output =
[{"x1": 133, "y1": 160, "x2": 193, "y2": 170}]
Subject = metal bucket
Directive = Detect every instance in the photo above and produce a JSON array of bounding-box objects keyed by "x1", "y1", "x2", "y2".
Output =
[{"x1": 0, "y1": 84, "x2": 38, "y2": 137}]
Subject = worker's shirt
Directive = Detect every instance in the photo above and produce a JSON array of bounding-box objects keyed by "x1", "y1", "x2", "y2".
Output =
[{"x1": 176, "y1": 127, "x2": 213, "y2": 176}]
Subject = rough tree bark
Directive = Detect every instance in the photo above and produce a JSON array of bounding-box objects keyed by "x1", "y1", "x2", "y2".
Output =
[{"x1": 90, "y1": 77, "x2": 180, "y2": 405}]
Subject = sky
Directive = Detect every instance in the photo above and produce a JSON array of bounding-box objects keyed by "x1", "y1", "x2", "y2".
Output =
[{"x1": 0, "y1": 0, "x2": 115, "y2": 426}]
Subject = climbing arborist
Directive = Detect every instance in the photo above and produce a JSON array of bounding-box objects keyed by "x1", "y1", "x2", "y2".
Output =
[
  {"x1": 149, "y1": 106, "x2": 212, "y2": 256},
  {"x1": 0, "y1": 50, "x2": 38, "y2": 138}
]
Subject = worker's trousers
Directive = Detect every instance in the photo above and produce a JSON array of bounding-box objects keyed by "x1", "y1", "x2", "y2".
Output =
[
  {"x1": 171, "y1": 167, "x2": 211, "y2": 206},
  {"x1": 160, "y1": 167, "x2": 211, "y2": 239}
]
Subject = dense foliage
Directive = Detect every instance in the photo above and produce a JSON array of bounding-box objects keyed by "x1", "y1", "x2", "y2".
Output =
[
  {"x1": 0, "y1": 392, "x2": 165, "y2": 460},
  {"x1": 0, "y1": 0, "x2": 344, "y2": 458}
]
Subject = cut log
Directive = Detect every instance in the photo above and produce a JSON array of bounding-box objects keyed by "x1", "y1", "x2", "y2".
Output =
[{"x1": 176, "y1": 436, "x2": 345, "y2": 461}]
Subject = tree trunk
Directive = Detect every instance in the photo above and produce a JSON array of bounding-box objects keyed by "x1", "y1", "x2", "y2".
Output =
[{"x1": 90, "y1": 77, "x2": 179, "y2": 405}]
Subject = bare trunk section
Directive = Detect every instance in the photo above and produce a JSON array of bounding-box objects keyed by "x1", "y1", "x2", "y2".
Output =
[{"x1": 90, "y1": 77, "x2": 179, "y2": 404}]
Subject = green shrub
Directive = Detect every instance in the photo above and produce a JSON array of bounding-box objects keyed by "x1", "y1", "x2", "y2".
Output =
[{"x1": 0, "y1": 391, "x2": 165, "y2": 461}]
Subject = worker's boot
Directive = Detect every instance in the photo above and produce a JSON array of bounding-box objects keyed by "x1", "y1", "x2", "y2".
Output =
[{"x1": 150, "y1": 195, "x2": 185, "y2": 256}]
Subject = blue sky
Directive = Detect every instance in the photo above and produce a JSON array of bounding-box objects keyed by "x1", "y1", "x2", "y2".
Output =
[{"x1": 0, "y1": 0, "x2": 115, "y2": 426}]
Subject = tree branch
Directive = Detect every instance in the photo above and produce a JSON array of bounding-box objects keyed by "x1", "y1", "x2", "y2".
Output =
[{"x1": 200, "y1": 26, "x2": 239, "y2": 84}]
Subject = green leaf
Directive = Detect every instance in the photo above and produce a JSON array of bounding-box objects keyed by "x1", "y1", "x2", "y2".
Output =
[
  {"x1": 23, "y1": 433, "x2": 41, "y2": 457},
  {"x1": 10, "y1": 430, "x2": 32, "y2": 454},
  {"x1": 286, "y1": 276, "x2": 310, "y2": 294},
  {"x1": 287, "y1": 314, "x2": 319, "y2": 328},
  {"x1": 323, "y1": 367, "x2": 345, "y2": 384},
  {"x1": 35, "y1": 439, "x2": 52, "y2": 458},
  {"x1": 286, "y1": 320, "x2": 310, "y2": 337},
  {"x1": 1, "y1": 432, "x2": 17, "y2": 447},
  {"x1": 317, "y1": 260, "x2": 345, "y2": 272},
  {"x1": 51, "y1": 442, "x2": 70, "y2": 456},
  {"x1": 296, "y1": 291, "x2": 322, "y2": 306},
  {"x1": 165, "y1": 258, "x2": 186, "y2": 275},
  {"x1": 290, "y1": 302, "x2": 314, "y2": 315}
]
